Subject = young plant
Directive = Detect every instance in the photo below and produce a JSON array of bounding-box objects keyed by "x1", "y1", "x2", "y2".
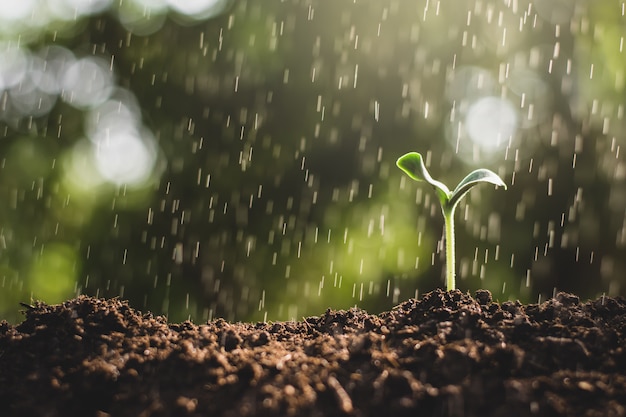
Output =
[{"x1": 396, "y1": 152, "x2": 507, "y2": 291}]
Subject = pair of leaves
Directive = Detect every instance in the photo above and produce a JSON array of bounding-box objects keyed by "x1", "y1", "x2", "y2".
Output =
[{"x1": 396, "y1": 152, "x2": 507, "y2": 213}]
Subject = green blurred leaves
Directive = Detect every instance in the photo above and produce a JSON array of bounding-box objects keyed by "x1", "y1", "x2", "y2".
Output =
[{"x1": 29, "y1": 242, "x2": 78, "y2": 302}]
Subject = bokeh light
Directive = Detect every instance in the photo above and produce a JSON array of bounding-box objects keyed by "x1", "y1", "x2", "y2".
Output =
[
  {"x1": 0, "y1": 44, "x2": 28, "y2": 90},
  {"x1": 0, "y1": 1, "x2": 38, "y2": 21},
  {"x1": 92, "y1": 128, "x2": 158, "y2": 186},
  {"x1": 61, "y1": 57, "x2": 114, "y2": 109},
  {"x1": 465, "y1": 96, "x2": 518, "y2": 151},
  {"x1": 0, "y1": 45, "x2": 77, "y2": 120},
  {"x1": 166, "y1": 0, "x2": 233, "y2": 22}
]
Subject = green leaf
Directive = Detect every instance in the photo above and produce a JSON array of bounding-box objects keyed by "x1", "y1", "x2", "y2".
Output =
[
  {"x1": 396, "y1": 152, "x2": 450, "y2": 204},
  {"x1": 449, "y1": 168, "x2": 507, "y2": 209}
]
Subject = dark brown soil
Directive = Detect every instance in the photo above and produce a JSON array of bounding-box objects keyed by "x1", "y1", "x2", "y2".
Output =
[{"x1": 1, "y1": 289, "x2": 625, "y2": 417}]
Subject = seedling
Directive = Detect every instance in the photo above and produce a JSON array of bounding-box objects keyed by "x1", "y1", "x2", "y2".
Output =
[{"x1": 396, "y1": 152, "x2": 507, "y2": 291}]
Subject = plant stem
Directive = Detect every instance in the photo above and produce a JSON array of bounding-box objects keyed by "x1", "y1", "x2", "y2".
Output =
[{"x1": 443, "y1": 206, "x2": 456, "y2": 291}]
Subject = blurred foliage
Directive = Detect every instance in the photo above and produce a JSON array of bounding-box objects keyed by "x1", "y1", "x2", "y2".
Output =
[{"x1": 0, "y1": 0, "x2": 625, "y2": 323}]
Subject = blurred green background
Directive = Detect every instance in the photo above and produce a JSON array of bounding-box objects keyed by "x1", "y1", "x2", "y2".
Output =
[{"x1": 0, "y1": 0, "x2": 624, "y2": 323}]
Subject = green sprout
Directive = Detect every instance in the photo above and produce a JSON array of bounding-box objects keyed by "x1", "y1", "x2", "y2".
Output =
[{"x1": 396, "y1": 152, "x2": 507, "y2": 291}]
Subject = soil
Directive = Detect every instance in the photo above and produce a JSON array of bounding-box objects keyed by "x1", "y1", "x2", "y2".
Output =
[{"x1": 1, "y1": 289, "x2": 625, "y2": 417}]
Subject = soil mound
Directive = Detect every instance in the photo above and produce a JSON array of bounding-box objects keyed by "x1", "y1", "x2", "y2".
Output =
[{"x1": 1, "y1": 289, "x2": 625, "y2": 416}]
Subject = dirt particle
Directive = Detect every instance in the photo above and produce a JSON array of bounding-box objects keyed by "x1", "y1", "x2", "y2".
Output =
[
  {"x1": 578, "y1": 380, "x2": 594, "y2": 392},
  {"x1": 175, "y1": 396, "x2": 198, "y2": 413},
  {"x1": 475, "y1": 289, "x2": 493, "y2": 305}
]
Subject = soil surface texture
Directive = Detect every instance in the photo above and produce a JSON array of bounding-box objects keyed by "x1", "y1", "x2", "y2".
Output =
[{"x1": 1, "y1": 289, "x2": 625, "y2": 417}]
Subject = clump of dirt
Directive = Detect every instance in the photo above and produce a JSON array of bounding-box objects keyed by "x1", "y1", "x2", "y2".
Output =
[{"x1": 1, "y1": 289, "x2": 625, "y2": 417}]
